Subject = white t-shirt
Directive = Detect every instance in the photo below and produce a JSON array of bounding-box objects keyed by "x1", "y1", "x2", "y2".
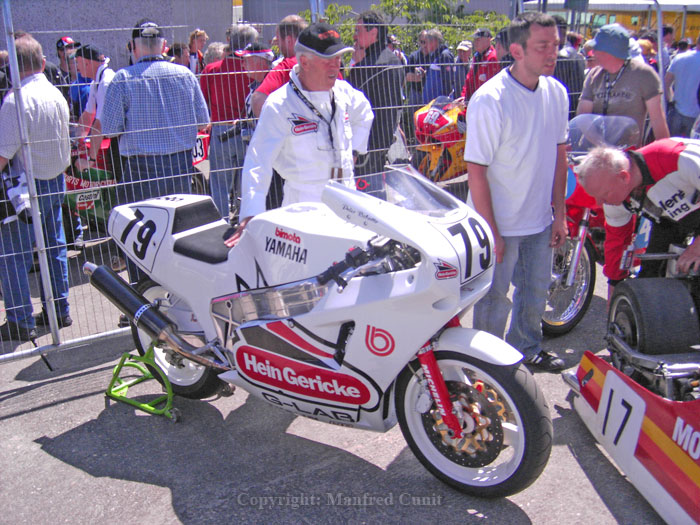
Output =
[
  {"x1": 84, "y1": 59, "x2": 115, "y2": 121},
  {"x1": 464, "y1": 69, "x2": 568, "y2": 236}
]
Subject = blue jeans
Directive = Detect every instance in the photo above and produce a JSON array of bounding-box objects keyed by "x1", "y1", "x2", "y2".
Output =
[
  {"x1": 667, "y1": 104, "x2": 697, "y2": 138},
  {"x1": 0, "y1": 175, "x2": 69, "y2": 328},
  {"x1": 208, "y1": 124, "x2": 245, "y2": 220},
  {"x1": 116, "y1": 151, "x2": 193, "y2": 205},
  {"x1": 117, "y1": 152, "x2": 193, "y2": 283},
  {"x1": 472, "y1": 226, "x2": 552, "y2": 358}
]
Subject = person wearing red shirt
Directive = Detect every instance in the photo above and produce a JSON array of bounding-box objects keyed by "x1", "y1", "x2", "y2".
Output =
[
  {"x1": 462, "y1": 28, "x2": 500, "y2": 100},
  {"x1": 576, "y1": 138, "x2": 700, "y2": 298},
  {"x1": 250, "y1": 15, "x2": 308, "y2": 119},
  {"x1": 248, "y1": 15, "x2": 308, "y2": 210},
  {"x1": 199, "y1": 24, "x2": 258, "y2": 219}
]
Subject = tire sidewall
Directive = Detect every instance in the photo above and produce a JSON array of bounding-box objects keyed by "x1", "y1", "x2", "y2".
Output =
[
  {"x1": 395, "y1": 351, "x2": 552, "y2": 497},
  {"x1": 609, "y1": 277, "x2": 700, "y2": 355}
]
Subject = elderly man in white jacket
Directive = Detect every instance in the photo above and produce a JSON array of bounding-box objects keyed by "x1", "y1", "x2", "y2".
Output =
[{"x1": 238, "y1": 22, "x2": 373, "y2": 224}]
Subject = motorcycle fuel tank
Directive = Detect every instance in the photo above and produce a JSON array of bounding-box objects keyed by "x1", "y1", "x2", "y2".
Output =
[{"x1": 232, "y1": 202, "x2": 376, "y2": 286}]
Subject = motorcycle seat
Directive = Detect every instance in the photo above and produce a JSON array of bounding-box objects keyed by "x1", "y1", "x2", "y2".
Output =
[{"x1": 173, "y1": 223, "x2": 236, "y2": 264}]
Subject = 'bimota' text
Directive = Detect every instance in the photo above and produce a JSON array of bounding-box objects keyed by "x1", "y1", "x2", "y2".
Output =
[{"x1": 275, "y1": 227, "x2": 301, "y2": 244}]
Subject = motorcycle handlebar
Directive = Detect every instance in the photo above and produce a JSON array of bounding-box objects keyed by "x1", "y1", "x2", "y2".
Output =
[
  {"x1": 316, "y1": 238, "x2": 398, "y2": 288},
  {"x1": 317, "y1": 246, "x2": 370, "y2": 287}
]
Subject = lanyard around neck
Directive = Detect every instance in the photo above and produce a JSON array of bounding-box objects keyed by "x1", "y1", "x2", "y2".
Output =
[
  {"x1": 290, "y1": 78, "x2": 336, "y2": 149},
  {"x1": 602, "y1": 59, "x2": 629, "y2": 115}
]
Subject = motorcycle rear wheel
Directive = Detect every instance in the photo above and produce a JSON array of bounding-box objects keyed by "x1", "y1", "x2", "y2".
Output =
[
  {"x1": 609, "y1": 278, "x2": 700, "y2": 355},
  {"x1": 395, "y1": 351, "x2": 552, "y2": 497},
  {"x1": 132, "y1": 278, "x2": 223, "y2": 398},
  {"x1": 543, "y1": 237, "x2": 596, "y2": 336}
]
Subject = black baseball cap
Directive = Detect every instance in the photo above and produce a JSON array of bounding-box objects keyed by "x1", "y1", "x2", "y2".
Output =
[
  {"x1": 295, "y1": 22, "x2": 353, "y2": 58},
  {"x1": 132, "y1": 19, "x2": 163, "y2": 39},
  {"x1": 71, "y1": 44, "x2": 104, "y2": 61},
  {"x1": 494, "y1": 28, "x2": 510, "y2": 47}
]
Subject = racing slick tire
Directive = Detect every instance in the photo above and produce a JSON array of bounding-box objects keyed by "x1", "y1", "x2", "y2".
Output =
[{"x1": 609, "y1": 277, "x2": 700, "y2": 355}]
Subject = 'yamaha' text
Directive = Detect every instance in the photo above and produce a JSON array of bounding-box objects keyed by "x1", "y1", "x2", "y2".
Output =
[{"x1": 265, "y1": 236, "x2": 308, "y2": 264}]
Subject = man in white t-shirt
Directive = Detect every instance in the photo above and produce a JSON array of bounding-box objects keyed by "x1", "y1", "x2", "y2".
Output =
[
  {"x1": 74, "y1": 44, "x2": 116, "y2": 169},
  {"x1": 464, "y1": 12, "x2": 569, "y2": 372}
]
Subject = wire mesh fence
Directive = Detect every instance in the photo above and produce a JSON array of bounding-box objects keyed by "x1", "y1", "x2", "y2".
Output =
[{"x1": 0, "y1": 0, "x2": 588, "y2": 358}]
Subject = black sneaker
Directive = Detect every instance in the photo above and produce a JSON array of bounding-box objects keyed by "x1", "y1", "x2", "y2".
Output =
[
  {"x1": 525, "y1": 350, "x2": 565, "y2": 372},
  {"x1": 118, "y1": 314, "x2": 131, "y2": 328},
  {"x1": 34, "y1": 310, "x2": 73, "y2": 328},
  {"x1": 0, "y1": 320, "x2": 38, "y2": 342}
]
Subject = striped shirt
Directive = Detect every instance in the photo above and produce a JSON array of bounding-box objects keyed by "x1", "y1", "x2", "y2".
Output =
[{"x1": 101, "y1": 56, "x2": 210, "y2": 156}]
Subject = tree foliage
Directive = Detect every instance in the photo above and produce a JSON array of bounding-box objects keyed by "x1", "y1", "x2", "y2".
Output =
[
  {"x1": 299, "y1": 0, "x2": 510, "y2": 57},
  {"x1": 298, "y1": 4, "x2": 356, "y2": 46}
]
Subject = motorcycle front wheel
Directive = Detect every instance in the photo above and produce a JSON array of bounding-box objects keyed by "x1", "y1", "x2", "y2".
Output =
[
  {"x1": 132, "y1": 278, "x2": 223, "y2": 399},
  {"x1": 543, "y1": 237, "x2": 596, "y2": 336},
  {"x1": 395, "y1": 351, "x2": 552, "y2": 497}
]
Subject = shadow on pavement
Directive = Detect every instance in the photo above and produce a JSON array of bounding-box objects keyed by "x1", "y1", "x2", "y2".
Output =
[
  {"x1": 35, "y1": 392, "x2": 534, "y2": 524},
  {"x1": 551, "y1": 403, "x2": 662, "y2": 524}
]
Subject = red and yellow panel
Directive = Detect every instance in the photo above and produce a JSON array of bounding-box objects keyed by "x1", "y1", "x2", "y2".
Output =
[{"x1": 573, "y1": 351, "x2": 700, "y2": 523}]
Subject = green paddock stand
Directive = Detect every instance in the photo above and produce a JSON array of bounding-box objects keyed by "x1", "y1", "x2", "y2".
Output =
[{"x1": 105, "y1": 345, "x2": 181, "y2": 422}]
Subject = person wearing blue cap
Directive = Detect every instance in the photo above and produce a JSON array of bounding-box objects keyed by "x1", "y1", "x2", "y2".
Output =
[{"x1": 577, "y1": 23, "x2": 669, "y2": 145}]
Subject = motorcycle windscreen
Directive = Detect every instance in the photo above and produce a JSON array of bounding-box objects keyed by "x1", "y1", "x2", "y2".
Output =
[
  {"x1": 568, "y1": 114, "x2": 639, "y2": 153},
  {"x1": 322, "y1": 164, "x2": 467, "y2": 249}
]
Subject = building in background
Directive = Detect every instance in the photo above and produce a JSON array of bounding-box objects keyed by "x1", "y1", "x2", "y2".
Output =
[
  {"x1": 526, "y1": 0, "x2": 700, "y2": 40},
  {"x1": 1, "y1": 0, "x2": 233, "y2": 71}
]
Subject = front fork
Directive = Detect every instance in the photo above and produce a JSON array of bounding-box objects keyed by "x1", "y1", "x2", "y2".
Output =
[
  {"x1": 417, "y1": 339, "x2": 464, "y2": 439},
  {"x1": 565, "y1": 208, "x2": 590, "y2": 287}
]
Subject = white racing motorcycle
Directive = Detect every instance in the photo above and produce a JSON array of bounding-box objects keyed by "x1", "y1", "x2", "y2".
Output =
[{"x1": 84, "y1": 165, "x2": 552, "y2": 497}]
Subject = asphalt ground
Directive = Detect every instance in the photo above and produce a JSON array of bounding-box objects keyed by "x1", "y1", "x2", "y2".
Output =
[{"x1": 0, "y1": 246, "x2": 664, "y2": 524}]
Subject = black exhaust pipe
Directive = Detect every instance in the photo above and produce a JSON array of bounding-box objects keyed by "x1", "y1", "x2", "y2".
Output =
[
  {"x1": 84, "y1": 263, "x2": 172, "y2": 339},
  {"x1": 83, "y1": 263, "x2": 229, "y2": 371}
]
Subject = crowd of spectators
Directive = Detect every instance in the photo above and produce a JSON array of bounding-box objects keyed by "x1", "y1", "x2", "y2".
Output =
[{"x1": 0, "y1": 12, "x2": 699, "y2": 344}]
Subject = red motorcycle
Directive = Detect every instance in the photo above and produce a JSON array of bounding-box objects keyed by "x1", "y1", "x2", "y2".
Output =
[
  {"x1": 542, "y1": 114, "x2": 641, "y2": 335},
  {"x1": 413, "y1": 96, "x2": 469, "y2": 200}
]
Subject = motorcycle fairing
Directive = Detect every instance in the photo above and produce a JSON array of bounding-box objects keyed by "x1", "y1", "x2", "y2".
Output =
[
  {"x1": 240, "y1": 203, "x2": 375, "y2": 286},
  {"x1": 109, "y1": 202, "x2": 171, "y2": 273},
  {"x1": 230, "y1": 319, "x2": 383, "y2": 411},
  {"x1": 572, "y1": 351, "x2": 700, "y2": 524},
  {"x1": 108, "y1": 195, "x2": 377, "y2": 339},
  {"x1": 108, "y1": 194, "x2": 223, "y2": 273},
  {"x1": 322, "y1": 172, "x2": 493, "y2": 290}
]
